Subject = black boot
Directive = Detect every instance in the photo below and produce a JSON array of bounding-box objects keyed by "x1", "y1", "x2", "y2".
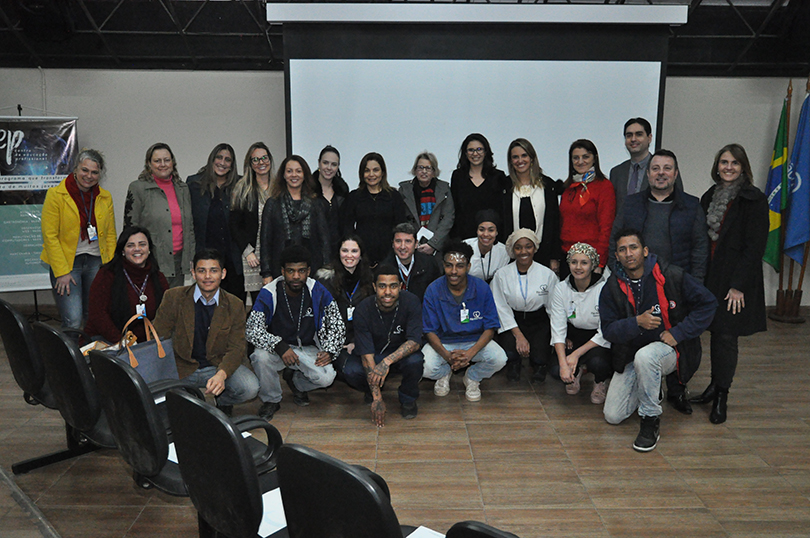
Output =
[
  {"x1": 506, "y1": 360, "x2": 521, "y2": 382},
  {"x1": 531, "y1": 364, "x2": 547, "y2": 383},
  {"x1": 667, "y1": 392, "x2": 693, "y2": 415},
  {"x1": 689, "y1": 381, "x2": 718, "y2": 404},
  {"x1": 709, "y1": 389, "x2": 728, "y2": 424}
]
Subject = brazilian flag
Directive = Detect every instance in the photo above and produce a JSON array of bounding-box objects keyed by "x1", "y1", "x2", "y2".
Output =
[{"x1": 763, "y1": 98, "x2": 789, "y2": 270}]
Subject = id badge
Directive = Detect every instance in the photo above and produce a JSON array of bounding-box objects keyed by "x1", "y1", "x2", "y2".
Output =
[
  {"x1": 460, "y1": 308, "x2": 470, "y2": 324},
  {"x1": 136, "y1": 303, "x2": 146, "y2": 317},
  {"x1": 87, "y1": 224, "x2": 98, "y2": 241},
  {"x1": 347, "y1": 306, "x2": 354, "y2": 321}
]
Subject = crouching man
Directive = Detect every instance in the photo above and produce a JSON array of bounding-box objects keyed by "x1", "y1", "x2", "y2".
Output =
[
  {"x1": 344, "y1": 264, "x2": 424, "y2": 426},
  {"x1": 600, "y1": 229, "x2": 716, "y2": 452},
  {"x1": 247, "y1": 245, "x2": 345, "y2": 420}
]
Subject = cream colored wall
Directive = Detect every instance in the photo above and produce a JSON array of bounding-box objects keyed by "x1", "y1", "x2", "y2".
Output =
[{"x1": 1, "y1": 69, "x2": 807, "y2": 306}]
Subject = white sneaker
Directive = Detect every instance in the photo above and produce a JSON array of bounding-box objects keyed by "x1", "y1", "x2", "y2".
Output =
[
  {"x1": 566, "y1": 369, "x2": 583, "y2": 395},
  {"x1": 434, "y1": 372, "x2": 452, "y2": 396},
  {"x1": 590, "y1": 380, "x2": 608, "y2": 404},
  {"x1": 463, "y1": 373, "x2": 481, "y2": 402}
]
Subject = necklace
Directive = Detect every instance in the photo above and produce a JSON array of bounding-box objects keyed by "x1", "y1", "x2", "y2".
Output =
[
  {"x1": 282, "y1": 285, "x2": 306, "y2": 348},
  {"x1": 375, "y1": 300, "x2": 400, "y2": 355}
]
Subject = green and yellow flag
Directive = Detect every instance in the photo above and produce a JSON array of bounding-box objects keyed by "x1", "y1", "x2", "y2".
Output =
[{"x1": 763, "y1": 98, "x2": 790, "y2": 270}]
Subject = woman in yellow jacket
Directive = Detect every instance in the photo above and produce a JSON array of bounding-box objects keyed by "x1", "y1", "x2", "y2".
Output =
[{"x1": 41, "y1": 149, "x2": 116, "y2": 330}]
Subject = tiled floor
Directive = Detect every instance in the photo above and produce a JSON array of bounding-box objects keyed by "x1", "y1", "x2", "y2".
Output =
[{"x1": 1, "y1": 305, "x2": 810, "y2": 537}]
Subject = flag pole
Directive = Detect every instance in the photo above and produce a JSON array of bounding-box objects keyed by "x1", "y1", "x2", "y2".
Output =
[
  {"x1": 789, "y1": 75, "x2": 810, "y2": 318},
  {"x1": 776, "y1": 80, "x2": 793, "y2": 315}
]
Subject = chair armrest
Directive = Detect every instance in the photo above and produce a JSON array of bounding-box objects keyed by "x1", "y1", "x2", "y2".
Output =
[
  {"x1": 148, "y1": 379, "x2": 204, "y2": 402},
  {"x1": 62, "y1": 328, "x2": 91, "y2": 346},
  {"x1": 232, "y1": 416, "x2": 283, "y2": 472}
]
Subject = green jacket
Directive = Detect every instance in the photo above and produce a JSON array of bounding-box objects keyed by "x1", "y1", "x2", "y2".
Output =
[{"x1": 124, "y1": 177, "x2": 195, "y2": 279}]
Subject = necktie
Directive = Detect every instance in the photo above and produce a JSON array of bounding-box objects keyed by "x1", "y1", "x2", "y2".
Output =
[{"x1": 627, "y1": 163, "x2": 640, "y2": 195}]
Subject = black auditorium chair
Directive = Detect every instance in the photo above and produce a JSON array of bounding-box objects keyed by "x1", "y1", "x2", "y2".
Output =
[
  {"x1": 32, "y1": 322, "x2": 117, "y2": 452},
  {"x1": 0, "y1": 299, "x2": 98, "y2": 474},
  {"x1": 166, "y1": 389, "x2": 284, "y2": 538},
  {"x1": 276, "y1": 443, "x2": 418, "y2": 538},
  {"x1": 89, "y1": 350, "x2": 206, "y2": 496},
  {"x1": 446, "y1": 521, "x2": 520, "y2": 538}
]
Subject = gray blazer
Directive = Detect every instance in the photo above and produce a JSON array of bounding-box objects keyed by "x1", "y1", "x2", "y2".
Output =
[
  {"x1": 398, "y1": 178, "x2": 454, "y2": 252},
  {"x1": 609, "y1": 157, "x2": 684, "y2": 215},
  {"x1": 124, "y1": 177, "x2": 196, "y2": 279}
]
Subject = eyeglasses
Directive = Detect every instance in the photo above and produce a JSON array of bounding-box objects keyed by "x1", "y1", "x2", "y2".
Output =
[
  {"x1": 417, "y1": 166, "x2": 433, "y2": 172},
  {"x1": 466, "y1": 147, "x2": 485, "y2": 155},
  {"x1": 251, "y1": 155, "x2": 271, "y2": 164}
]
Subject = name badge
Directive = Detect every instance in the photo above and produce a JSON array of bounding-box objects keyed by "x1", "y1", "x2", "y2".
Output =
[
  {"x1": 460, "y1": 307, "x2": 470, "y2": 324},
  {"x1": 346, "y1": 306, "x2": 354, "y2": 321},
  {"x1": 87, "y1": 224, "x2": 98, "y2": 241},
  {"x1": 136, "y1": 303, "x2": 146, "y2": 317}
]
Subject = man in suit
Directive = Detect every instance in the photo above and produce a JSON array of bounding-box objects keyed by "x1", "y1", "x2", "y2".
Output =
[
  {"x1": 153, "y1": 248, "x2": 259, "y2": 416},
  {"x1": 383, "y1": 222, "x2": 441, "y2": 301},
  {"x1": 610, "y1": 117, "x2": 683, "y2": 215}
]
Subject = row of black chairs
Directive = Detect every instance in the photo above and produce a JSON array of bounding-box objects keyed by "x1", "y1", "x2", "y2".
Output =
[{"x1": 0, "y1": 298, "x2": 518, "y2": 538}]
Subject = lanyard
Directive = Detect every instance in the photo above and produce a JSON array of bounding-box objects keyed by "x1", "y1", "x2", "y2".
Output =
[
  {"x1": 123, "y1": 267, "x2": 150, "y2": 304},
  {"x1": 282, "y1": 286, "x2": 306, "y2": 348},
  {"x1": 81, "y1": 191, "x2": 95, "y2": 223},
  {"x1": 375, "y1": 300, "x2": 400, "y2": 355},
  {"x1": 518, "y1": 268, "x2": 529, "y2": 308},
  {"x1": 480, "y1": 252, "x2": 493, "y2": 281},
  {"x1": 345, "y1": 280, "x2": 360, "y2": 305},
  {"x1": 397, "y1": 259, "x2": 413, "y2": 287}
]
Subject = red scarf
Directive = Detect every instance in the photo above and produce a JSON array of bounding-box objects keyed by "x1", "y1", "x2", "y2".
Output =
[
  {"x1": 617, "y1": 262, "x2": 680, "y2": 367},
  {"x1": 65, "y1": 173, "x2": 100, "y2": 241}
]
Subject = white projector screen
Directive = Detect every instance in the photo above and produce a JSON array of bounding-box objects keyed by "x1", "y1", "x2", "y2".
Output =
[{"x1": 289, "y1": 59, "x2": 661, "y2": 188}]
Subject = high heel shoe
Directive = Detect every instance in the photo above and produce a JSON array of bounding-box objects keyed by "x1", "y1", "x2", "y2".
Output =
[
  {"x1": 689, "y1": 382, "x2": 718, "y2": 404},
  {"x1": 709, "y1": 389, "x2": 728, "y2": 424}
]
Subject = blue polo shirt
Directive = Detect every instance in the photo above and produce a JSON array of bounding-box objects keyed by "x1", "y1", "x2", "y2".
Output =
[{"x1": 422, "y1": 275, "x2": 501, "y2": 344}]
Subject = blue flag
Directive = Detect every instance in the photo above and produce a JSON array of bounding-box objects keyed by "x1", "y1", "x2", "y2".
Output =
[{"x1": 785, "y1": 92, "x2": 810, "y2": 265}]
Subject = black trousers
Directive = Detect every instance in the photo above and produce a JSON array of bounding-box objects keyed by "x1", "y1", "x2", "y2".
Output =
[
  {"x1": 710, "y1": 332, "x2": 739, "y2": 390},
  {"x1": 548, "y1": 325, "x2": 612, "y2": 383},
  {"x1": 498, "y1": 308, "x2": 552, "y2": 370}
]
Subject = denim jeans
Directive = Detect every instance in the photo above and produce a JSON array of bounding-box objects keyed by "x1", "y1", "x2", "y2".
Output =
[
  {"x1": 422, "y1": 340, "x2": 507, "y2": 383},
  {"x1": 250, "y1": 346, "x2": 336, "y2": 404},
  {"x1": 183, "y1": 365, "x2": 259, "y2": 406},
  {"x1": 343, "y1": 351, "x2": 424, "y2": 405},
  {"x1": 49, "y1": 253, "x2": 101, "y2": 330},
  {"x1": 603, "y1": 342, "x2": 677, "y2": 424}
]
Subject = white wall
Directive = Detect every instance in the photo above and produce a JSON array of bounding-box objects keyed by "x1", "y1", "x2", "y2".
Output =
[{"x1": 1, "y1": 68, "x2": 807, "y2": 306}]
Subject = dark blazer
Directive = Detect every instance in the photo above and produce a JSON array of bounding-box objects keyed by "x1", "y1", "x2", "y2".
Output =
[
  {"x1": 260, "y1": 195, "x2": 331, "y2": 278},
  {"x1": 383, "y1": 250, "x2": 442, "y2": 301},
  {"x1": 187, "y1": 173, "x2": 241, "y2": 273},
  {"x1": 313, "y1": 172, "x2": 350, "y2": 257},
  {"x1": 341, "y1": 188, "x2": 408, "y2": 266},
  {"x1": 701, "y1": 184, "x2": 769, "y2": 336},
  {"x1": 501, "y1": 175, "x2": 563, "y2": 267},
  {"x1": 610, "y1": 157, "x2": 684, "y2": 215},
  {"x1": 152, "y1": 285, "x2": 247, "y2": 379},
  {"x1": 229, "y1": 202, "x2": 260, "y2": 261},
  {"x1": 449, "y1": 167, "x2": 510, "y2": 240}
]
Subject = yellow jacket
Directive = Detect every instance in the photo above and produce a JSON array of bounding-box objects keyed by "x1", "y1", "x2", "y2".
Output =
[{"x1": 40, "y1": 177, "x2": 117, "y2": 278}]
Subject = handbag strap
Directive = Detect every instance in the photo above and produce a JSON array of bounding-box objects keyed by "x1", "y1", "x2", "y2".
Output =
[{"x1": 120, "y1": 314, "x2": 166, "y2": 367}]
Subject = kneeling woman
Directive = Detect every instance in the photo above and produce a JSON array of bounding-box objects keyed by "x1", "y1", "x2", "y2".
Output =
[
  {"x1": 548, "y1": 243, "x2": 612, "y2": 404},
  {"x1": 490, "y1": 229, "x2": 558, "y2": 382},
  {"x1": 85, "y1": 226, "x2": 169, "y2": 344}
]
